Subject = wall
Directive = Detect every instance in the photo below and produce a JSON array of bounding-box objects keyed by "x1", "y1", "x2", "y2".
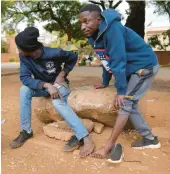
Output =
[
  {"x1": 156, "y1": 51, "x2": 170, "y2": 65},
  {"x1": 1, "y1": 53, "x2": 19, "y2": 62}
]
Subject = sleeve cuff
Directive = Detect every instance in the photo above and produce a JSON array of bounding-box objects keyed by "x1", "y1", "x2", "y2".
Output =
[
  {"x1": 102, "y1": 79, "x2": 110, "y2": 86},
  {"x1": 117, "y1": 88, "x2": 126, "y2": 95},
  {"x1": 37, "y1": 81, "x2": 46, "y2": 89},
  {"x1": 63, "y1": 67, "x2": 70, "y2": 74}
]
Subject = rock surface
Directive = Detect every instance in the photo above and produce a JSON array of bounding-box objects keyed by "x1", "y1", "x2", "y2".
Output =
[
  {"x1": 34, "y1": 87, "x2": 147, "y2": 128},
  {"x1": 93, "y1": 122, "x2": 105, "y2": 134},
  {"x1": 43, "y1": 124, "x2": 73, "y2": 141},
  {"x1": 43, "y1": 119, "x2": 94, "y2": 141}
]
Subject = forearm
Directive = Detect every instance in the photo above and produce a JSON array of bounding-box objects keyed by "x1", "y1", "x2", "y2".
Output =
[
  {"x1": 113, "y1": 71, "x2": 127, "y2": 95},
  {"x1": 54, "y1": 71, "x2": 66, "y2": 84},
  {"x1": 102, "y1": 67, "x2": 112, "y2": 86},
  {"x1": 61, "y1": 50, "x2": 78, "y2": 72},
  {"x1": 21, "y1": 76, "x2": 45, "y2": 90}
]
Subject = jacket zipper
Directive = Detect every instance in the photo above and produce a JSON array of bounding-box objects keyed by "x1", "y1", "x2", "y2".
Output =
[{"x1": 94, "y1": 16, "x2": 108, "y2": 48}]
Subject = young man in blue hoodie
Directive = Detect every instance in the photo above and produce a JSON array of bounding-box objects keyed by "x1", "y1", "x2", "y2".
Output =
[
  {"x1": 79, "y1": 4, "x2": 161, "y2": 162},
  {"x1": 10, "y1": 27, "x2": 95, "y2": 157}
]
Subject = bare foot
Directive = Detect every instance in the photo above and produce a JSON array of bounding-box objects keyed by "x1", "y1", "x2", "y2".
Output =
[
  {"x1": 80, "y1": 136, "x2": 95, "y2": 158},
  {"x1": 91, "y1": 142, "x2": 113, "y2": 159}
]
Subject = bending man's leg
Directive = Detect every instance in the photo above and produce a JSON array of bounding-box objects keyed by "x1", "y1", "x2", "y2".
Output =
[
  {"x1": 91, "y1": 100, "x2": 132, "y2": 158},
  {"x1": 92, "y1": 64, "x2": 160, "y2": 158}
]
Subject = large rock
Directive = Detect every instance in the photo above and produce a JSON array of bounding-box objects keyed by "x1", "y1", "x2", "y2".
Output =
[
  {"x1": 93, "y1": 122, "x2": 105, "y2": 134},
  {"x1": 43, "y1": 119, "x2": 94, "y2": 141},
  {"x1": 33, "y1": 96, "x2": 64, "y2": 123},
  {"x1": 33, "y1": 87, "x2": 146, "y2": 128},
  {"x1": 43, "y1": 124, "x2": 73, "y2": 141}
]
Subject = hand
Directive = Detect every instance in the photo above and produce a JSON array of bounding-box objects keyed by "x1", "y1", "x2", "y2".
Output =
[
  {"x1": 114, "y1": 95, "x2": 125, "y2": 110},
  {"x1": 43, "y1": 83, "x2": 63, "y2": 100},
  {"x1": 94, "y1": 84, "x2": 107, "y2": 89},
  {"x1": 54, "y1": 71, "x2": 66, "y2": 84}
]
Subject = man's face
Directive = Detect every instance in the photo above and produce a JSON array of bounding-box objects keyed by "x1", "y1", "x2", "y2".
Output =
[
  {"x1": 79, "y1": 11, "x2": 101, "y2": 37},
  {"x1": 18, "y1": 48, "x2": 42, "y2": 59}
]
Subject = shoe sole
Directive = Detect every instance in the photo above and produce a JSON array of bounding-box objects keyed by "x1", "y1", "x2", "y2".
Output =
[
  {"x1": 10, "y1": 143, "x2": 24, "y2": 149},
  {"x1": 107, "y1": 153, "x2": 124, "y2": 164},
  {"x1": 10, "y1": 135, "x2": 33, "y2": 149},
  {"x1": 132, "y1": 142, "x2": 161, "y2": 149},
  {"x1": 63, "y1": 145, "x2": 80, "y2": 152}
]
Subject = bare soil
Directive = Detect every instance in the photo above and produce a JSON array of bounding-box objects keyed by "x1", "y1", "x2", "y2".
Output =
[{"x1": 1, "y1": 70, "x2": 170, "y2": 174}]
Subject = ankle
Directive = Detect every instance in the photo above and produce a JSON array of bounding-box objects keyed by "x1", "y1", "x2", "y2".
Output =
[
  {"x1": 83, "y1": 135, "x2": 93, "y2": 143},
  {"x1": 105, "y1": 141, "x2": 115, "y2": 149}
]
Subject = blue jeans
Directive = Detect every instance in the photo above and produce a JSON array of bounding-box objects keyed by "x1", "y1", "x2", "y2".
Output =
[
  {"x1": 20, "y1": 85, "x2": 88, "y2": 140},
  {"x1": 119, "y1": 64, "x2": 160, "y2": 139}
]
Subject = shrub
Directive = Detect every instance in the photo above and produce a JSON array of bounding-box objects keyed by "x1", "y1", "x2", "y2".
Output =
[
  {"x1": 8, "y1": 57, "x2": 15, "y2": 62},
  {"x1": 78, "y1": 58, "x2": 86, "y2": 66}
]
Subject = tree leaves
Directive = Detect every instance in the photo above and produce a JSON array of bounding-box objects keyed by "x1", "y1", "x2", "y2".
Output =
[{"x1": 2, "y1": 1, "x2": 85, "y2": 41}]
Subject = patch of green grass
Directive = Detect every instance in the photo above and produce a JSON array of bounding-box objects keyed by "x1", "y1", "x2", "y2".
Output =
[{"x1": 160, "y1": 62, "x2": 170, "y2": 67}]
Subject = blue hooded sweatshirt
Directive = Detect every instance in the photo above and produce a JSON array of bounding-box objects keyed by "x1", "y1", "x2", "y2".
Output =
[
  {"x1": 19, "y1": 46, "x2": 78, "y2": 90},
  {"x1": 88, "y1": 9, "x2": 158, "y2": 95}
]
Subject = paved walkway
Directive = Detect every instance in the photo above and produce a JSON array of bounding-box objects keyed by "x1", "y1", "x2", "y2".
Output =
[{"x1": 1, "y1": 63, "x2": 170, "y2": 80}]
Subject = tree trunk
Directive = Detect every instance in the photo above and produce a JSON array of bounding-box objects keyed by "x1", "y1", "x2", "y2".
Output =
[
  {"x1": 125, "y1": 1, "x2": 145, "y2": 39},
  {"x1": 67, "y1": 32, "x2": 71, "y2": 41}
]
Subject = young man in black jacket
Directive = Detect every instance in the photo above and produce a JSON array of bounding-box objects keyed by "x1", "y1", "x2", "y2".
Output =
[{"x1": 10, "y1": 27, "x2": 95, "y2": 158}]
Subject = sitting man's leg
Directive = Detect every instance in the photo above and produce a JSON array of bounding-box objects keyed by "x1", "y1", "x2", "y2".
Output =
[
  {"x1": 10, "y1": 86, "x2": 49, "y2": 148},
  {"x1": 52, "y1": 86, "x2": 95, "y2": 157}
]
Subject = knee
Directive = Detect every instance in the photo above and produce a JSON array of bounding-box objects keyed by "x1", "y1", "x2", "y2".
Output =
[
  {"x1": 119, "y1": 99, "x2": 133, "y2": 115},
  {"x1": 132, "y1": 104, "x2": 138, "y2": 109},
  {"x1": 20, "y1": 86, "x2": 32, "y2": 97},
  {"x1": 132, "y1": 100, "x2": 139, "y2": 109},
  {"x1": 52, "y1": 99, "x2": 66, "y2": 108}
]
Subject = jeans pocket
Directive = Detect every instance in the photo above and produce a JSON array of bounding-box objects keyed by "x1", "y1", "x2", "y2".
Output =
[{"x1": 58, "y1": 86, "x2": 71, "y2": 97}]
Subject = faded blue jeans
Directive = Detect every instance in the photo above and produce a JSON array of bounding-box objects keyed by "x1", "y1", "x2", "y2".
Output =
[{"x1": 20, "y1": 85, "x2": 88, "y2": 140}]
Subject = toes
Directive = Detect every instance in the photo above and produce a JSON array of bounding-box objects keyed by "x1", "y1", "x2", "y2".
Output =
[
  {"x1": 80, "y1": 151, "x2": 91, "y2": 158},
  {"x1": 79, "y1": 150, "x2": 87, "y2": 158},
  {"x1": 91, "y1": 152, "x2": 103, "y2": 159},
  {"x1": 91, "y1": 153, "x2": 96, "y2": 157},
  {"x1": 80, "y1": 152, "x2": 88, "y2": 158},
  {"x1": 80, "y1": 153, "x2": 87, "y2": 158},
  {"x1": 80, "y1": 145, "x2": 95, "y2": 158}
]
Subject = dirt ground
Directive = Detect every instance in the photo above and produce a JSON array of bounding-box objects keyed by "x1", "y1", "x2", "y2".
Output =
[{"x1": 1, "y1": 68, "x2": 170, "y2": 174}]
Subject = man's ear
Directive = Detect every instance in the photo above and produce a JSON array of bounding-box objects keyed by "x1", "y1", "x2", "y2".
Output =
[{"x1": 97, "y1": 16, "x2": 102, "y2": 23}]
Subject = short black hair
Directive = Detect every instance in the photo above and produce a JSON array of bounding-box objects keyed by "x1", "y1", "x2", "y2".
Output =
[{"x1": 80, "y1": 4, "x2": 102, "y2": 13}]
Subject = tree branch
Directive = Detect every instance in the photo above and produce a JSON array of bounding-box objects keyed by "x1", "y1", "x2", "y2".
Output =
[
  {"x1": 89, "y1": 0, "x2": 106, "y2": 10},
  {"x1": 163, "y1": 2, "x2": 170, "y2": 18},
  {"x1": 89, "y1": 1, "x2": 102, "y2": 6},
  {"x1": 113, "y1": 0, "x2": 122, "y2": 9},
  {"x1": 100, "y1": 1, "x2": 106, "y2": 10},
  {"x1": 47, "y1": 2, "x2": 66, "y2": 32},
  {"x1": 109, "y1": 1, "x2": 113, "y2": 8}
]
